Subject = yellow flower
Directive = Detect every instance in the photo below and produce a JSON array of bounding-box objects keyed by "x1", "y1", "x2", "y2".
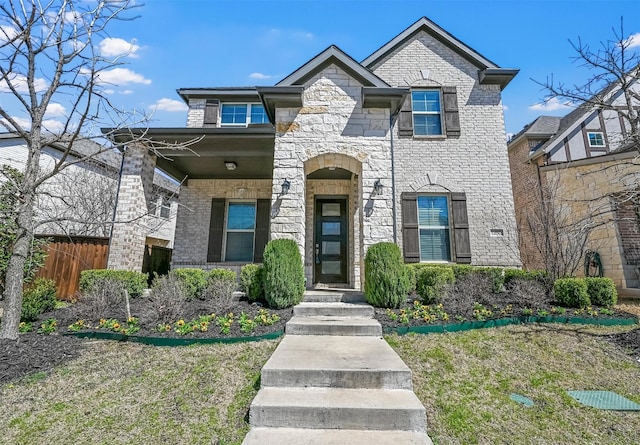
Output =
[
  {"x1": 112, "y1": 323, "x2": 120, "y2": 330},
  {"x1": 176, "y1": 319, "x2": 185, "y2": 327}
]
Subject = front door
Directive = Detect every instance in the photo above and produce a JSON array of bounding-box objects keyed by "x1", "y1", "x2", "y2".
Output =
[{"x1": 315, "y1": 198, "x2": 348, "y2": 284}]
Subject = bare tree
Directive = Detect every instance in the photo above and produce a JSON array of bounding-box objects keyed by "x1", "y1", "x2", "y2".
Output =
[
  {"x1": 535, "y1": 19, "x2": 640, "y2": 152},
  {"x1": 0, "y1": 0, "x2": 149, "y2": 340}
]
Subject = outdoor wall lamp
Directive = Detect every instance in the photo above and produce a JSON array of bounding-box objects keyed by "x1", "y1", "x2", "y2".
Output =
[
  {"x1": 281, "y1": 178, "x2": 291, "y2": 195},
  {"x1": 224, "y1": 161, "x2": 237, "y2": 171},
  {"x1": 373, "y1": 179, "x2": 383, "y2": 196}
]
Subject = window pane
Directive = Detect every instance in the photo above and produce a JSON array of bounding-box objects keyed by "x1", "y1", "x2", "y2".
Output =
[
  {"x1": 250, "y1": 104, "x2": 268, "y2": 124},
  {"x1": 225, "y1": 232, "x2": 254, "y2": 262},
  {"x1": 322, "y1": 203, "x2": 340, "y2": 216},
  {"x1": 221, "y1": 104, "x2": 247, "y2": 125},
  {"x1": 412, "y1": 91, "x2": 441, "y2": 112},
  {"x1": 322, "y1": 241, "x2": 341, "y2": 255},
  {"x1": 417, "y1": 196, "x2": 449, "y2": 226},
  {"x1": 322, "y1": 260, "x2": 341, "y2": 275},
  {"x1": 322, "y1": 222, "x2": 341, "y2": 235},
  {"x1": 588, "y1": 132, "x2": 604, "y2": 146},
  {"x1": 419, "y1": 228, "x2": 450, "y2": 261},
  {"x1": 414, "y1": 114, "x2": 442, "y2": 135},
  {"x1": 227, "y1": 203, "x2": 256, "y2": 230}
]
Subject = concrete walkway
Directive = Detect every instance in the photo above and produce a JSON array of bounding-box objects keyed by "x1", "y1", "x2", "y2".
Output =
[{"x1": 242, "y1": 290, "x2": 433, "y2": 444}]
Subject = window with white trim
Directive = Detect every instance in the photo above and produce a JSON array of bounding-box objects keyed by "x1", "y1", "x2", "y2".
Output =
[
  {"x1": 159, "y1": 196, "x2": 171, "y2": 219},
  {"x1": 224, "y1": 201, "x2": 256, "y2": 262},
  {"x1": 220, "y1": 103, "x2": 268, "y2": 126},
  {"x1": 417, "y1": 195, "x2": 451, "y2": 261},
  {"x1": 587, "y1": 131, "x2": 605, "y2": 147},
  {"x1": 412, "y1": 90, "x2": 443, "y2": 136}
]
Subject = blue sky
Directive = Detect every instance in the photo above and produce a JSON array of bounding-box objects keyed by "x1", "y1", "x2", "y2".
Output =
[{"x1": 3, "y1": 0, "x2": 640, "y2": 137}]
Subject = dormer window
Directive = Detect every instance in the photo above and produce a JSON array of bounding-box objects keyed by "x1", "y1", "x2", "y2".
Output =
[
  {"x1": 220, "y1": 103, "x2": 268, "y2": 126},
  {"x1": 587, "y1": 132, "x2": 605, "y2": 147}
]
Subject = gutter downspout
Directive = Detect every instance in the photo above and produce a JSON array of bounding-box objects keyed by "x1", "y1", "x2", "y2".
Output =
[{"x1": 390, "y1": 112, "x2": 398, "y2": 243}]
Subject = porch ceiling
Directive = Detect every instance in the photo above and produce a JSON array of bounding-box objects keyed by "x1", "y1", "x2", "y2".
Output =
[{"x1": 107, "y1": 127, "x2": 275, "y2": 181}]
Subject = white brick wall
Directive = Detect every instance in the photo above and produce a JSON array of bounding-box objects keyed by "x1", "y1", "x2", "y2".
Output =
[{"x1": 371, "y1": 31, "x2": 520, "y2": 267}]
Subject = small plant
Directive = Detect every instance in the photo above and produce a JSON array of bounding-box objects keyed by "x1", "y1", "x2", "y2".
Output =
[
  {"x1": 239, "y1": 312, "x2": 257, "y2": 333},
  {"x1": 600, "y1": 308, "x2": 615, "y2": 316},
  {"x1": 499, "y1": 305, "x2": 513, "y2": 317},
  {"x1": 415, "y1": 266, "x2": 455, "y2": 304},
  {"x1": 554, "y1": 278, "x2": 590, "y2": 308},
  {"x1": 521, "y1": 308, "x2": 533, "y2": 316},
  {"x1": 68, "y1": 320, "x2": 86, "y2": 332},
  {"x1": 170, "y1": 268, "x2": 208, "y2": 300},
  {"x1": 537, "y1": 309, "x2": 549, "y2": 317},
  {"x1": 586, "y1": 306, "x2": 599, "y2": 317},
  {"x1": 386, "y1": 308, "x2": 399, "y2": 322},
  {"x1": 240, "y1": 264, "x2": 264, "y2": 303},
  {"x1": 156, "y1": 323, "x2": 172, "y2": 332},
  {"x1": 364, "y1": 242, "x2": 410, "y2": 309},
  {"x1": 97, "y1": 317, "x2": 139, "y2": 335},
  {"x1": 262, "y1": 239, "x2": 305, "y2": 309},
  {"x1": 255, "y1": 308, "x2": 279, "y2": 326},
  {"x1": 472, "y1": 302, "x2": 493, "y2": 321},
  {"x1": 18, "y1": 321, "x2": 32, "y2": 333},
  {"x1": 550, "y1": 306, "x2": 566, "y2": 315},
  {"x1": 216, "y1": 312, "x2": 234, "y2": 335},
  {"x1": 38, "y1": 318, "x2": 58, "y2": 334},
  {"x1": 455, "y1": 315, "x2": 466, "y2": 322},
  {"x1": 21, "y1": 277, "x2": 57, "y2": 322},
  {"x1": 174, "y1": 319, "x2": 196, "y2": 335}
]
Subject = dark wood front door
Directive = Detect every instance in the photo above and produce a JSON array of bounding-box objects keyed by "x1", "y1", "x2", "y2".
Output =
[{"x1": 314, "y1": 199, "x2": 348, "y2": 283}]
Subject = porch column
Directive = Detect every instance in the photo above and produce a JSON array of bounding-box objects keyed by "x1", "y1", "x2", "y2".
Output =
[{"x1": 107, "y1": 143, "x2": 157, "y2": 271}]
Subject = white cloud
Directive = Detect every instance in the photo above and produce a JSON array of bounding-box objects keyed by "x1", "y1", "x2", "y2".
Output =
[
  {"x1": 120, "y1": 89, "x2": 134, "y2": 95},
  {"x1": 103, "y1": 89, "x2": 115, "y2": 95},
  {"x1": 249, "y1": 72, "x2": 272, "y2": 79},
  {"x1": 0, "y1": 73, "x2": 48, "y2": 93},
  {"x1": 502, "y1": 104, "x2": 509, "y2": 111},
  {"x1": 0, "y1": 25, "x2": 18, "y2": 42},
  {"x1": 0, "y1": 116, "x2": 64, "y2": 133},
  {"x1": 152, "y1": 98, "x2": 188, "y2": 112},
  {"x1": 45, "y1": 103, "x2": 66, "y2": 117},
  {"x1": 99, "y1": 37, "x2": 141, "y2": 58},
  {"x1": 1, "y1": 116, "x2": 31, "y2": 131},
  {"x1": 624, "y1": 32, "x2": 640, "y2": 49},
  {"x1": 94, "y1": 67, "x2": 151, "y2": 86},
  {"x1": 529, "y1": 97, "x2": 572, "y2": 111}
]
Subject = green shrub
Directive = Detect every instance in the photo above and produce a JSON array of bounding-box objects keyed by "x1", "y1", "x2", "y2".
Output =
[
  {"x1": 450, "y1": 264, "x2": 475, "y2": 280},
  {"x1": 554, "y1": 278, "x2": 590, "y2": 308},
  {"x1": 364, "y1": 242, "x2": 410, "y2": 308},
  {"x1": 169, "y1": 268, "x2": 208, "y2": 300},
  {"x1": 262, "y1": 239, "x2": 305, "y2": 309},
  {"x1": 416, "y1": 266, "x2": 455, "y2": 304},
  {"x1": 79, "y1": 269, "x2": 147, "y2": 298},
  {"x1": 473, "y1": 267, "x2": 505, "y2": 293},
  {"x1": 585, "y1": 277, "x2": 617, "y2": 307},
  {"x1": 204, "y1": 269, "x2": 238, "y2": 309},
  {"x1": 240, "y1": 264, "x2": 265, "y2": 303},
  {"x1": 504, "y1": 269, "x2": 548, "y2": 286},
  {"x1": 21, "y1": 278, "x2": 57, "y2": 322}
]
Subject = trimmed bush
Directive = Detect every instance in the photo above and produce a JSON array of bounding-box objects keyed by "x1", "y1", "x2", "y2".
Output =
[
  {"x1": 364, "y1": 242, "x2": 410, "y2": 308},
  {"x1": 205, "y1": 269, "x2": 238, "y2": 309},
  {"x1": 240, "y1": 264, "x2": 264, "y2": 303},
  {"x1": 169, "y1": 268, "x2": 208, "y2": 300},
  {"x1": 21, "y1": 278, "x2": 57, "y2": 322},
  {"x1": 585, "y1": 277, "x2": 617, "y2": 307},
  {"x1": 504, "y1": 269, "x2": 549, "y2": 286},
  {"x1": 79, "y1": 269, "x2": 147, "y2": 298},
  {"x1": 416, "y1": 266, "x2": 455, "y2": 304},
  {"x1": 554, "y1": 278, "x2": 590, "y2": 308},
  {"x1": 262, "y1": 239, "x2": 305, "y2": 309},
  {"x1": 473, "y1": 267, "x2": 505, "y2": 293}
]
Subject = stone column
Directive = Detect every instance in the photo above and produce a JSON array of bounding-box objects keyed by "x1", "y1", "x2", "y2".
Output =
[{"x1": 107, "y1": 143, "x2": 157, "y2": 271}]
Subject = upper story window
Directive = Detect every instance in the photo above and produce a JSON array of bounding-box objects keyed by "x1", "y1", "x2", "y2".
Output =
[
  {"x1": 412, "y1": 90, "x2": 443, "y2": 136},
  {"x1": 587, "y1": 131, "x2": 605, "y2": 147},
  {"x1": 417, "y1": 195, "x2": 451, "y2": 262},
  {"x1": 220, "y1": 103, "x2": 268, "y2": 126}
]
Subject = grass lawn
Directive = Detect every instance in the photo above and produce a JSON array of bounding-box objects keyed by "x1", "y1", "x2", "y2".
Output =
[
  {"x1": 388, "y1": 324, "x2": 640, "y2": 445},
  {"x1": 0, "y1": 339, "x2": 278, "y2": 445}
]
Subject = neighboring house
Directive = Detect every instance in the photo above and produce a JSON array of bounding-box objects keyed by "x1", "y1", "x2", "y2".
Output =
[
  {"x1": 108, "y1": 17, "x2": 521, "y2": 290},
  {"x1": 0, "y1": 132, "x2": 179, "y2": 251},
  {"x1": 508, "y1": 79, "x2": 640, "y2": 291}
]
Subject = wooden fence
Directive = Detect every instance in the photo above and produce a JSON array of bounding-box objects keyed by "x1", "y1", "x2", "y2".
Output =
[{"x1": 35, "y1": 236, "x2": 109, "y2": 300}]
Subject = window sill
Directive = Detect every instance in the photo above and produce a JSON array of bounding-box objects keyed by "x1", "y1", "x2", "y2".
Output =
[{"x1": 412, "y1": 135, "x2": 447, "y2": 140}]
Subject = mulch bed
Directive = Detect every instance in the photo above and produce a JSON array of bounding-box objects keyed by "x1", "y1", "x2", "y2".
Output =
[{"x1": 1, "y1": 287, "x2": 639, "y2": 386}]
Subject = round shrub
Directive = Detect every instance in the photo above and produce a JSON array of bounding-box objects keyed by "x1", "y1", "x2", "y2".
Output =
[
  {"x1": 79, "y1": 269, "x2": 147, "y2": 298},
  {"x1": 21, "y1": 278, "x2": 57, "y2": 322},
  {"x1": 262, "y1": 239, "x2": 305, "y2": 309},
  {"x1": 416, "y1": 266, "x2": 455, "y2": 304},
  {"x1": 240, "y1": 264, "x2": 265, "y2": 303},
  {"x1": 364, "y1": 242, "x2": 409, "y2": 308},
  {"x1": 554, "y1": 277, "x2": 590, "y2": 308},
  {"x1": 169, "y1": 268, "x2": 208, "y2": 300},
  {"x1": 585, "y1": 277, "x2": 617, "y2": 307}
]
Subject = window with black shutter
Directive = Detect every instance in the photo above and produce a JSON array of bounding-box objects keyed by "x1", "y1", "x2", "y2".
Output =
[{"x1": 203, "y1": 99, "x2": 219, "y2": 127}]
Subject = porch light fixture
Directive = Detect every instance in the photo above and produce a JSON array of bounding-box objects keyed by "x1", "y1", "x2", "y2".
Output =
[
  {"x1": 373, "y1": 179, "x2": 383, "y2": 196},
  {"x1": 224, "y1": 161, "x2": 237, "y2": 171},
  {"x1": 281, "y1": 178, "x2": 291, "y2": 195}
]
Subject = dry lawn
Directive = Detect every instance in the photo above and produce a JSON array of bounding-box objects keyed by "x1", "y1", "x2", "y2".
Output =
[
  {"x1": 388, "y1": 324, "x2": 640, "y2": 445},
  {"x1": 0, "y1": 339, "x2": 278, "y2": 445}
]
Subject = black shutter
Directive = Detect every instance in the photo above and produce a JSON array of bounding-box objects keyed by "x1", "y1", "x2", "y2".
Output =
[
  {"x1": 207, "y1": 198, "x2": 225, "y2": 262},
  {"x1": 203, "y1": 99, "x2": 219, "y2": 127},
  {"x1": 442, "y1": 87, "x2": 460, "y2": 137},
  {"x1": 451, "y1": 192, "x2": 471, "y2": 264},
  {"x1": 398, "y1": 93, "x2": 413, "y2": 136},
  {"x1": 401, "y1": 192, "x2": 420, "y2": 263},
  {"x1": 253, "y1": 199, "x2": 270, "y2": 263}
]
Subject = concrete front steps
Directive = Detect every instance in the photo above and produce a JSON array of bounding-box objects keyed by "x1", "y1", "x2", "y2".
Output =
[{"x1": 242, "y1": 290, "x2": 433, "y2": 445}]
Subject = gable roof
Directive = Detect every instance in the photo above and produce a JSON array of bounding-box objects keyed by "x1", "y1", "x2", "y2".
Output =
[
  {"x1": 508, "y1": 116, "x2": 562, "y2": 148},
  {"x1": 277, "y1": 45, "x2": 390, "y2": 87},
  {"x1": 362, "y1": 17, "x2": 518, "y2": 89}
]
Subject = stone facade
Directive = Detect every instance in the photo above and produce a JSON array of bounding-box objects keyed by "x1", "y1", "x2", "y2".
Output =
[{"x1": 370, "y1": 31, "x2": 520, "y2": 267}]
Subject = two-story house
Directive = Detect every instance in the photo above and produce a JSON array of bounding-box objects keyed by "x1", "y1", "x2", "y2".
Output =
[{"x1": 108, "y1": 17, "x2": 521, "y2": 289}]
